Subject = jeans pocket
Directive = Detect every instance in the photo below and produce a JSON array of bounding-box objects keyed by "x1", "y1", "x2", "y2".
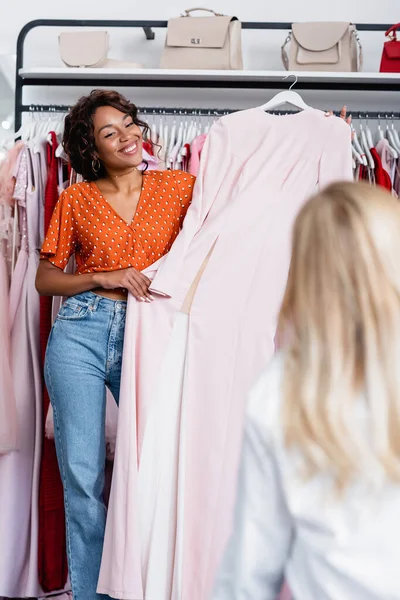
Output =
[{"x1": 57, "y1": 300, "x2": 91, "y2": 321}]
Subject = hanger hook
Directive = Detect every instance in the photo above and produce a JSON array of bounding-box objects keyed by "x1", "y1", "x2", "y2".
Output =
[{"x1": 283, "y1": 74, "x2": 298, "y2": 91}]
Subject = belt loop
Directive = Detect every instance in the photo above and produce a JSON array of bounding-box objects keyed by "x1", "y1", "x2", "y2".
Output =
[{"x1": 91, "y1": 293, "x2": 101, "y2": 312}]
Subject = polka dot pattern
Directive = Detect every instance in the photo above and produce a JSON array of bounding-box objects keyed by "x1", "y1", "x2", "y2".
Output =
[{"x1": 40, "y1": 170, "x2": 195, "y2": 274}]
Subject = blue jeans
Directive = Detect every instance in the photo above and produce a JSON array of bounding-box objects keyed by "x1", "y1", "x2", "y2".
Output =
[{"x1": 45, "y1": 291, "x2": 127, "y2": 600}]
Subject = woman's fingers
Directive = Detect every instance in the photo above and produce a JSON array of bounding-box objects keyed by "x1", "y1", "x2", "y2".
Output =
[
  {"x1": 128, "y1": 270, "x2": 154, "y2": 302},
  {"x1": 326, "y1": 106, "x2": 351, "y2": 122},
  {"x1": 133, "y1": 272, "x2": 154, "y2": 301}
]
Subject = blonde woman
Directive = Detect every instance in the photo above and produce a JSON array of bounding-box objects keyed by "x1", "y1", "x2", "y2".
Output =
[{"x1": 212, "y1": 182, "x2": 400, "y2": 600}]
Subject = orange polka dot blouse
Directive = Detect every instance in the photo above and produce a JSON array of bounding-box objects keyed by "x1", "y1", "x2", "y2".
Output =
[{"x1": 40, "y1": 170, "x2": 196, "y2": 274}]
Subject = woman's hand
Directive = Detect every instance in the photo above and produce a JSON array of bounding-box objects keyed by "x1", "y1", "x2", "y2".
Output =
[
  {"x1": 94, "y1": 268, "x2": 154, "y2": 302},
  {"x1": 326, "y1": 105, "x2": 351, "y2": 124},
  {"x1": 326, "y1": 105, "x2": 354, "y2": 139}
]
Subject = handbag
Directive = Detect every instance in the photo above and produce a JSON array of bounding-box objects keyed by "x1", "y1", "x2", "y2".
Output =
[
  {"x1": 59, "y1": 31, "x2": 110, "y2": 68},
  {"x1": 281, "y1": 22, "x2": 362, "y2": 72},
  {"x1": 161, "y1": 8, "x2": 243, "y2": 70},
  {"x1": 59, "y1": 31, "x2": 143, "y2": 68},
  {"x1": 380, "y1": 24, "x2": 400, "y2": 73}
]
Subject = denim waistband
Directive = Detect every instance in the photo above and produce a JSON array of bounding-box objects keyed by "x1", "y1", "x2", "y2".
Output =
[{"x1": 70, "y1": 291, "x2": 127, "y2": 312}]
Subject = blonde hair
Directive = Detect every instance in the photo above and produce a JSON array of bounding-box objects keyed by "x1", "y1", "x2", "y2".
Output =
[{"x1": 279, "y1": 182, "x2": 400, "y2": 490}]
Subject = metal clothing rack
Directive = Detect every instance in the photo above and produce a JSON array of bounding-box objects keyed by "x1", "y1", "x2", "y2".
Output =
[
  {"x1": 20, "y1": 105, "x2": 400, "y2": 121},
  {"x1": 15, "y1": 19, "x2": 396, "y2": 131}
]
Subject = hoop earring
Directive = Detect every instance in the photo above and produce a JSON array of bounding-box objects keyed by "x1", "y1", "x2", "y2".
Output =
[{"x1": 92, "y1": 158, "x2": 101, "y2": 174}]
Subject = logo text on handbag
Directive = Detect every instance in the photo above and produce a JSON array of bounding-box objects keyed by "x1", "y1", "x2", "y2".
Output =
[{"x1": 191, "y1": 38, "x2": 201, "y2": 44}]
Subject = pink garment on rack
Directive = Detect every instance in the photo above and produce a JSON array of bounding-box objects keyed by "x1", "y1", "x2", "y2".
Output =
[
  {"x1": 189, "y1": 133, "x2": 207, "y2": 176},
  {"x1": 376, "y1": 139, "x2": 396, "y2": 186},
  {"x1": 0, "y1": 255, "x2": 17, "y2": 453},
  {"x1": 9, "y1": 148, "x2": 29, "y2": 323},
  {"x1": 98, "y1": 109, "x2": 353, "y2": 600},
  {"x1": 0, "y1": 146, "x2": 48, "y2": 598},
  {"x1": 140, "y1": 147, "x2": 159, "y2": 171},
  {"x1": 0, "y1": 143, "x2": 23, "y2": 456}
]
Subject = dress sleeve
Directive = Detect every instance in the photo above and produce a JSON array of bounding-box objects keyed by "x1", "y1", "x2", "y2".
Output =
[
  {"x1": 212, "y1": 374, "x2": 293, "y2": 600},
  {"x1": 150, "y1": 119, "x2": 231, "y2": 297},
  {"x1": 40, "y1": 189, "x2": 77, "y2": 270},
  {"x1": 172, "y1": 170, "x2": 196, "y2": 223},
  {"x1": 318, "y1": 117, "x2": 353, "y2": 189}
]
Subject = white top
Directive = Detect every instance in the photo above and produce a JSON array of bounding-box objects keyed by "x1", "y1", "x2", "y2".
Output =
[{"x1": 212, "y1": 355, "x2": 400, "y2": 600}]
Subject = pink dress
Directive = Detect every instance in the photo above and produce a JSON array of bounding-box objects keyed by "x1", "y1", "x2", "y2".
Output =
[
  {"x1": 0, "y1": 143, "x2": 23, "y2": 455},
  {"x1": 0, "y1": 146, "x2": 43, "y2": 598},
  {"x1": 189, "y1": 133, "x2": 207, "y2": 176},
  {"x1": 98, "y1": 109, "x2": 353, "y2": 600}
]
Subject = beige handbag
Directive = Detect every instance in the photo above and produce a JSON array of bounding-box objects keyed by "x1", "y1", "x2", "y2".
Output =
[
  {"x1": 281, "y1": 22, "x2": 363, "y2": 72},
  {"x1": 161, "y1": 8, "x2": 243, "y2": 70},
  {"x1": 59, "y1": 31, "x2": 110, "y2": 67},
  {"x1": 59, "y1": 31, "x2": 143, "y2": 68}
]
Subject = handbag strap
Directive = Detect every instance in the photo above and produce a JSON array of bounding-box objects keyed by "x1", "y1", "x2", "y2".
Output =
[
  {"x1": 385, "y1": 23, "x2": 400, "y2": 40},
  {"x1": 351, "y1": 28, "x2": 363, "y2": 71},
  {"x1": 183, "y1": 7, "x2": 223, "y2": 17},
  {"x1": 281, "y1": 27, "x2": 363, "y2": 71},
  {"x1": 281, "y1": 32, "x2": 291, "y2": 71}
]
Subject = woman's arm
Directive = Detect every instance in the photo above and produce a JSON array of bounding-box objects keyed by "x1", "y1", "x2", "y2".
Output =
[
  {"x1": 35, "y1": 260, "x2": 97, "y2": 297},
  {"x1": 35, "y1": 259, "x2": 153, "y2": 300}
]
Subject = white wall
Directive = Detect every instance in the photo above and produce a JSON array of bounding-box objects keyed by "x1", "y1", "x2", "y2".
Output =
[{"x1": 1, "y1": 0, "x2": 400, "y2": 119}]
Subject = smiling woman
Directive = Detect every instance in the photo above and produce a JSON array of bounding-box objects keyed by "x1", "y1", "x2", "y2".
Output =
[
  {"x1": 63, "y1": 90, "x2": 151, "y2": 182},
  {"x1": 34, "y1": 89, "x2": 196, "y2": 600}
]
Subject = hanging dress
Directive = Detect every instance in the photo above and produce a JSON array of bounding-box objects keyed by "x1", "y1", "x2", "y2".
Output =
[
  {"x1": 38, "y1": 132, "x2": 68, "y2": 592},
  {"x1": 0, "y1": 143, "x2": 23, "y2": 455},
  {"x1": 0, "y1": 146, "x2": 38, "y2": 598},
  {"x1": 98, "y1": 109, "x2": 353, "y2": 600}
]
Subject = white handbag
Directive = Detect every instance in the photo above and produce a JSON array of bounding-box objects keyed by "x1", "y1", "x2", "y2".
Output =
[{"x1": 161, "y1": 8, "x2": 243, "y2": 70}]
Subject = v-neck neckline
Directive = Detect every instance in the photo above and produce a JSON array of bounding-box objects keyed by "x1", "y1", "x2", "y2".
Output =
[{"x1": 91, "y1": 172, "x2": 148, "y2": 229}]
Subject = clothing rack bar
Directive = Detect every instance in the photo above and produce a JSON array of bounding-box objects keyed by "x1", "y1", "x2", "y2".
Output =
[{"x1": 19, "y1": 105, "x2": 400, "y2": 120}]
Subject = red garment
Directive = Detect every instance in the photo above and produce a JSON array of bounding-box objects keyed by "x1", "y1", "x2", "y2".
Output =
[
  {"x1": 143, "y1": 140, "x2": 154, "y2": 156},
  {"x1": 38, "y1": 132, "x2": 68, "y2": 592},
  {"x1": 182, "y1": 143, "x2": 191, "y2": 172},
  {"x1": 370, "y1": 147, "x2": 392, "y2": 191}
]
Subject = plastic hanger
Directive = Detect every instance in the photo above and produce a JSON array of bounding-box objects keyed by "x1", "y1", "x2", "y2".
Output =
[
  {"x1": 351, "y1": 125, "x2": 368, "y2": 166},
  {"x1": 151, "y1": 110, "x2": 158, "y2": 145},
  {"x1": 180, "y1": 115, "x2": 190, "y2": 160},
  {"x1": 3, "y1": 113, "x2": 33, "y2": 149},
  {"x1": 258, "y1": 75, "x2": 310, "y2": 112},
  {"x1": 388, "y1": 116, "x2": 400, "y2": 154},
  {"x1": 359, "y1": 122, "x2": 375, "y2": 169},
  {"x1": 170, "y1": 119, "x2": 184, "y2": 168},
  {"x1": 351, "y1": 144, "x2": 363, "y2": 166},
  {"x1": 386, "y1": 129, "x2": 399, "y2": 158},
  {"x1": 364, "y1": 115, "x2": 375, "y2": 149},
  {"x1": 377, "y1": 115, "x2": 385, "y2": 141},
  {"x1": 384, "y1": 117, "x2": 399, "y2": 158},
  {"x1": 390, "y1": 115, "x2": 400, "y2": 149}
]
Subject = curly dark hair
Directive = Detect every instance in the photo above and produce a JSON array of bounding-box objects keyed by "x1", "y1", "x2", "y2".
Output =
[{"x1": 63, "y1": 89, "x2": 150, "y2": 181}]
